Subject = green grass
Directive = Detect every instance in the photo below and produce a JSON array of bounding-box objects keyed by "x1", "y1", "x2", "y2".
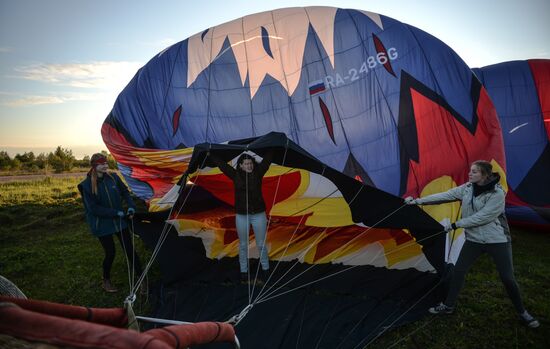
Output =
[
  {"x1": 0, "y1": 167, "x2": 90, "y2": 176},
  {"x1": 0, "y1": 177, "x2": 548, "y2": 348},
  {"x1": 0, "y1": 176, "x2": 152, "y2": 312},
  {"x1": 369, "y1": 227, "x2": 550, "y2": 348}
]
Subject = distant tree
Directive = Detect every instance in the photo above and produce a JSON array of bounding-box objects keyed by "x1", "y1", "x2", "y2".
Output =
[
  {"x1": 0, "y1": 151, "x2": 11, "y2": 171},
  {"x1": 49, "y1": 146, "x2": 75, "y2": 172},
  {"x1": 47, "y1": 152, "x2": 61, "y2": 172},
  {"x1": 35, "y1": 153, "x2": 50, "y2": 171},
  {"x1": 15, "y1": 152, "x2": 36, "y2": 170},
  {"x1": 0, "y1": 148, "x2": 98, "y2": 173},
  {"x1": 74, "y1": 155, "x2": 91, "y2": 168},
  {"x1": 10, "y1": 158, "x2": 22, "y2": 171},
  {"x1": 15, "y1": 151, "x2": 35, "y2": 164}
]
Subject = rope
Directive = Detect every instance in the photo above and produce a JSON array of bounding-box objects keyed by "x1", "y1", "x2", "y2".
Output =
[
  {"x1": 250, "y1": 145, "x2": 290, "y2": 298},
  {"x1": 254, "y1": 203, "x2": 411, "y2": 304},
  {"x1": 446, "y1": 209, "x2": 462, "y2": 262},
  {"x1": 252, "y1": 214, "x2": 311, "y2": 302},
  {"x1": 385, "y1": 314, "x2": 438, "y2": 349},
  {"x1": 359, "y1": 278, "x2": 444, "y2": 348},
  {"x1": 245, "y1": 166, "x2": 251, "y2": 303},
  {"x1": 295, "y1": 294, "x2": 308, "y2": 349},
  {"x1": 226, "y1": 304, "x2": 253, "y2": 326},
  {"x1": 253, "y1": 165, "x2": 328, "y2": 302},
  {"x1": 256, "y1": 227, "x2": 447, "y2": 305},
  {"x1": 130, "y1": 218, "x2": 136, "y2": 292},
  {"x1": 117, "y1": 216, "x2": 135, "y2": 300},
  {"x1": 128, "y1": 154, "x2": 209, "y2": 302},
  {"x1": 133, "y1": 162, "x2": 446, "y2": 349},
  {"x1": 334, "y1": 300, "x2": 405, "y2": 349},
  {"x1": 313, "y1": 297, "x2": 342, "y2": 349},
  {"x1": 329, "y1": 228, "x2": 447, "y2": 349},
  {"x1": 135, "y1": 315, "x2": 242, "y2": 349},
  {"x1": 129, "y1": 145, "x2": 447, "y2": 349},
  {"x1": 230, "y1": 148, "x2": 333, "y2": 323},
  {"x1": 136, "y1": 316, "x2": 193, "y2": 325}
]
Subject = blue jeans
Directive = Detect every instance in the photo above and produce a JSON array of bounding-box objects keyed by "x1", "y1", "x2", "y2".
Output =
[{"x1": 235, "y1": 212, "x2": 269, "y2": 273}]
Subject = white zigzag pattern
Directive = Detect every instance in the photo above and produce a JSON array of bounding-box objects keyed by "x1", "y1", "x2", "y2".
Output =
[{"x1": 184, "y1": 7, "x2": 383, "y2": 98}]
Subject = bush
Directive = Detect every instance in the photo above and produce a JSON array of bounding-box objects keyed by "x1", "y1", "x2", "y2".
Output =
[
  {"x1": 0, "y1": 148, "x2": 115, "y2": 174},
  {"x1": 0, "y1": 151, "x2": 12, "y2": 170},
  {"x1": 48, "y1": 146, "x2": 76, "y2": 173},
  {"x1": 10, "y1": 158, "x2": 22, "y2": 171}
]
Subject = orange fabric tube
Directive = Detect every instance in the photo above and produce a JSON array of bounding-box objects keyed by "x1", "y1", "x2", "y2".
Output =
[
  {"x1": 0, "y1": 295, "x2": 128, "y2": 327},
  {"x1": 146, "y1": 322, "x2": 236, "y2": 348}
]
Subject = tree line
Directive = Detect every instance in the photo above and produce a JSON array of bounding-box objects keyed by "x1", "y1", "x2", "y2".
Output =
[{"x1": 0, "y1": 147, "x2": 116, "y2": 173}]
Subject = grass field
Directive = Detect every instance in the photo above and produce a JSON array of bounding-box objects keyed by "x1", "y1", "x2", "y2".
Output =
[{"x1": 0, "y1": 177, "x2": 548, "y2": 348}]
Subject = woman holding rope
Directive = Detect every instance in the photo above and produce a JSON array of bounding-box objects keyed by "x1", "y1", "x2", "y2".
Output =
[
  {"x1": 79, "y1": 153, "x2": 143, "y2": 293},
  {"x1": 210, "y1": 151, "x2": 273, "y2": 282},
  {"x1": 405, "y1": 160, "x2": 539, "y2": 328}
]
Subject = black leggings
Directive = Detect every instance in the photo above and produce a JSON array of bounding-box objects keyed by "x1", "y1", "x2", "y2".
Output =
[
  {"x1": 445, "y1": 240, "x2": 525, "y2": 314},
  {"x1": 98, "y1": 229, "x2": 142, "y2": 280}
]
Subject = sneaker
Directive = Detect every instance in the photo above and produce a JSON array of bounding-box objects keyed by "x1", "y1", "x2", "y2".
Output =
[
  {"x1": 428, "y1": 302, "x2": 454, "y2": 314},
  {"x1": 520, "y1": 311, "x2": 540, "y2": 328},
  {"x1": 102, "y1": 279, "x2": 118, "y2": 293}
]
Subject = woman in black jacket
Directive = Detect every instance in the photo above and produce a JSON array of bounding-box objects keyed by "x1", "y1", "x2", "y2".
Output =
[
  {"x1": 79, "y1": 153, "x2": 142, "y2": 292},
  {"x1": 211, "y1": 152, "x2": 273, "y2": 280}
]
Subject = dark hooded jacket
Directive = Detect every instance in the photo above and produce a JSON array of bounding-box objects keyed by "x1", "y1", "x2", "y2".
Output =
[
  {"x1": 78, "y1": 172, "x2": 135, "y2": 237},
  {"x1": 212, "y1": 153, "x2": 273, "y2": 215}
]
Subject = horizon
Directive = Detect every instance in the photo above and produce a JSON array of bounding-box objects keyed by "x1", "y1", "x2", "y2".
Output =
[{"x1": 1, "y1": 145, "x2": 108, "y2": 160}]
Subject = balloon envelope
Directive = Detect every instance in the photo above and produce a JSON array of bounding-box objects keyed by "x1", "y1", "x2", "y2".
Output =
[
  {"x1": 473, "y1": 59, "x2": 550, "y2": 230},
  {"x1": 103, "y1": 7, "x2": 507, "y2": 347},
  {"x1": 102, "y1": 6, "x2": 505, "y2": 205}
]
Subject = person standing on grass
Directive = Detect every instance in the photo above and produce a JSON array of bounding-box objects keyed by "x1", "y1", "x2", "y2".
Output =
[
  {"x1": 209, "y1": 151, "x2": 273, "y2": 282},
  {"x1": 78, "y1": 153, "x2": 142, "y2": 293},
  {"x1": 405, "y1": 160, "x2": 539, "y2": 328}
]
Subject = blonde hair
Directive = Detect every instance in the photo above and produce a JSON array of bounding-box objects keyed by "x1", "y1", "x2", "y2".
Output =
[{"x1": 90, "y1": 153, "x2": 107, "y2": 195}]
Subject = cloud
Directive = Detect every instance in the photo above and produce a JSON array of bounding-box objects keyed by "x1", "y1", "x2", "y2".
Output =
[
  {"x1": 0, "y1": 47, "x2": 14, "y2": 53},
  {"x1": 14, "y1": 61, "x2": 142, "y2": 90},
  {"x1": 4, "y1": 61, "x2": 144, "y2": 107},
  {"x1": 1, "y1": 92, "x2": 103, "y2": 107},
  {"x1": 3, "y1": 95, "x2": 64, "y2": 107}
]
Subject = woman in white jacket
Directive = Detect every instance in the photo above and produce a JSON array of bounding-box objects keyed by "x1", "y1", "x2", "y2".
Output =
[{"x1": 405, "y1": 160, "x2": 539, "y2": 328}]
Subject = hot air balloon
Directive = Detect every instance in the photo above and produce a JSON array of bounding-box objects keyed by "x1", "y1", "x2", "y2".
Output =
[
  {"x1": 473, "y1": 59, "x2": 550, "y2": 231},
  {"x1": 102, "y1": 7, "x2": 506, "y2": 348}
]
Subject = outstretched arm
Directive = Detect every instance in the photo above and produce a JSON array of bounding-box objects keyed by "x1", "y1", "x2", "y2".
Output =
[{"x1": 415, "y1": 184, "x2": 467, "y2": 205}]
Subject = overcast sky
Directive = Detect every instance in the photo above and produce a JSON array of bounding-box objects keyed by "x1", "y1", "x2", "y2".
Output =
[{"x1": 1, "y1": 0, "x2": 548, "y2": 158}]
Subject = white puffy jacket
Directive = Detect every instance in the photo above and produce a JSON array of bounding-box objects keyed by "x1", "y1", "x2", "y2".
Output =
[{"x1": 416, "y1": 178, "x2": 510, "y2": 244}]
